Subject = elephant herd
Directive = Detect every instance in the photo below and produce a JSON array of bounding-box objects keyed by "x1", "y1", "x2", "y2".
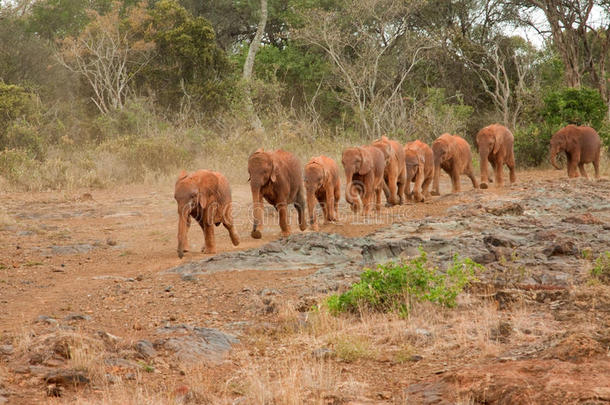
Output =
[{"x1": 174, "y1": 123, "x2": 602, "y2": 257}]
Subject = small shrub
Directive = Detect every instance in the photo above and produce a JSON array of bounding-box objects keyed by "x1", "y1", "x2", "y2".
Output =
[
  {"x1": 513, "y1": 124, "x2": 553, "y2": 167},
  {"x1": 590, "y1": 252, "x2": 610, "y2": 284},
  {"x1": 333, "y1": 335, "x2": 376, "y2": 362},
  {"x1": 326, "y1": 249, "x2": 481, "y2": 316}
]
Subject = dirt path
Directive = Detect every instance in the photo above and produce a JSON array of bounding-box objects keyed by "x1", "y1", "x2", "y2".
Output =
[{"x1": 1, "y1": 168, "x2": 608, "y2": 404}]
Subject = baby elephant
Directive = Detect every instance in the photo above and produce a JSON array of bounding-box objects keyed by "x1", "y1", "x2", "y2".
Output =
[
  {"x1": 304, "y1": 156, "x2": 340, "y2": 231},
  {"x1": 404, "y1": 140, "x2": 433, "y2": 202},
  {"x1": 431, "y1": 133, "x2": 478, "y2": 195},
  {"x1": 174, "y1": 170, "x2": 240, "y2": 258},
  {"x1": 248, "y1": 149, "x2": 307, "y2": 239}
]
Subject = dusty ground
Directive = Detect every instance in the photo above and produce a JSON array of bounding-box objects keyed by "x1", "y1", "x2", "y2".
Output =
[{"x1": 0, "y1": 169, "x2": 609, "y2": 404}]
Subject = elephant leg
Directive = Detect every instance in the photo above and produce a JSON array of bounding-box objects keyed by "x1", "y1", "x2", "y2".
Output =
[
  {"x1": 507, "y1": 154, "x2": 516, "y2": 184},
  {"x1": 277, "y1": 203, "x2": 291, "y2": 237},
  {"x1": 387, "y1": 169, "x2": 399, "y2": 206},
  {"x1": 494, "y1": 158, "x2": 504, "y2": 187},
  {"x1": 333, "y1": 183, "x2": 340, "y2": 221},
  {"x1": 450, "y1": 168, "x2": 461, "y2": 193},
  {"x1": 325, "y1": 188, "x2": 335, "y2": 223},
  {"x1": 567, "y1": 157, "x2": 579, "y2": 178},
  {"x1": 422, "y1": 176, "x2": 432, "y2": 199},
  {"x1": 397, "y1": 171, "x2": 406, "y2": 205},
  {"x1": 183, "y1": 215, "x2": 192, "y2": 252},
  {"x1": 479, "y1": 154, "x2": 490, "y2": 189},
  {"x1": 413, "y1": 173, "x2": 424, "y2": 202},
  {"x1": 593, "y1": 150, "x2": 600, "y2": 179},
  {"x1": 375, "y1": 185, "x2": 382, "y2": 213},
  {"x1": 578, "y1": 163, "x2": 588, "y2": 179},
  {"x1": 199, "y1": 216, "x2": 216, "y2": 254},
  {"x1": 295, "y1": 187, "x2": 307, "y2": 231},
  {"x1": 251, "y1": 187, "x2": 264, "y2": 239},
  {"x1": 222, "y1": 205, "x2": 240, "y2": 246},
  {"x1": 467, "y1": 163, "x2": 479, "y2": 190}
]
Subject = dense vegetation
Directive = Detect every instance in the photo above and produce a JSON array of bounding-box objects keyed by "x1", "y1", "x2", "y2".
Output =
[{"x1": 0, "y1": 0, "x2": 609, "y2": 190}]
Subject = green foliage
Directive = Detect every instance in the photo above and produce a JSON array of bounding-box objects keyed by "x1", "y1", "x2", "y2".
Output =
[
  {"x1": 513, "y1": 124, "x2": 553, "y2": 167},
  {"x1": 0, "y1": 82, "x2": 37, "y2": 130},
  {"x1": 590, "y1": 252, "x2": 610, "y2": 284},
  {"x1": 326, "y1": 249, "x2": 481, "y2": 316},
  {"x1": 144, "y1": 0, "x2": 235, "y2": 113},
  {"x1": 542, "y1": 87, "x2": 607, "y2": 130}
]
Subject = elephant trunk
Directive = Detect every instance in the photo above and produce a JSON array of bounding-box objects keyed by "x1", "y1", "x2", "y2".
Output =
[
  {"x1": 550, "y1": 146, "x2": 561, "y2": 170},
  {"x1": 344, "y1": 170, "x2": 355, "y2": 206},
  {"x1": 250, "y1": 185, "x2": 264, "y2": 239},
  {"x1": 177, "y1": 206, "x2": 190, "y2": 258}
]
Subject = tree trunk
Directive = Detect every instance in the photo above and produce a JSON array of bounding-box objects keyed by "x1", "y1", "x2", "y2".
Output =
[{"x1": 242, "y1": 0, "x2": 267, "y2": 133}]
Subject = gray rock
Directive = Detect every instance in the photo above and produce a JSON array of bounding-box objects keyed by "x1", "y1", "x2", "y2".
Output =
[
  {"x1": 0, "y1": 345, "x2": 13, "y2": 355},
  {"x1": 50, "y1": 244, "x2": 93, "y2": 255},
  {"x1": 36, "y1": 315, "x2": 58, "y2": 325},
  {"x1": 312, "y1": 347, "x2": 335, "y2": 359},
  {"x1": 63, "y1": 313, "x2": 91, "y2": 321},
  {"x1": 45, "y1": 369, "x2": 90, "y2": 386},
  {"x1": 156, "y1": 324, "x2": 238, "y2": 363},
  {"x1": 134, "y1": 340, "x2": 156, "y2": 359}
]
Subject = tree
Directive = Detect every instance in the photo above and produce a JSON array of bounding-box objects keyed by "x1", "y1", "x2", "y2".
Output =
[
  {"x1": 242, "y1": 0, "x2": 267, "y2": 132},
  {"x1": 295, "y1": 0, "x2": 434, "y2": 137},
  {"x1": 56, "y1": 2, "x2": 155, "y2": 114},
  {"x1": 514, "y1": 0, "x2": 610, "y2": 114}
]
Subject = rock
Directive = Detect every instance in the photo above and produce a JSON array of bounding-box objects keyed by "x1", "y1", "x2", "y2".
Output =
[
  {"x1": 45, "y1": 369, "x2": 90, "y2": 386},
  {"x1": 134, "y1": 340, "x2": 156, "y2": 359},
  {"x1": 97, "y1": 330, "x2": 121, "y2": 344},
  {"x1": 0, "y1": 345, "x2": 13, "y2": 355},
  {"x1": 490, "y1": 321, "x2": 513, "y2": 343},
  {"x1": 312, "y1": 347, "x2": 335, "y2": 359},
  {"x1": 50, "y1": 244, "x2": 93, "y2": 255},
  {"x1": 92, "y1": 275, "x2": 135, "y2": 282},
  {"x1": 409, "y1": 354, "x2": 424, "y2": 362},
  {"x1": 562, "y1": 213, "x2": 603, "y2": 225},
  {"x1": 63, "y1": 313, "x2": 91, "y2": 322},
  {"x1": 543, "y1": 240, "x2": 578, "y2": 257},
  {"x1": 46, "y1": 384, "x2": 62, "y2": 397},
  {"x1": 106, "y1": 238, "x2": 117, "y2": 246},
  {"x1": 157, "y1": 325, "x2": 238, "y2": 363},
  {"x1": 36, "y1": 315, "x2": 58, "y2": 325},
  {"x1": 485, "y1": 202, "x2": 524, "y2": 216},
  {"x1": 415, "y1": 328, "x2": 432, "y2": 338}
]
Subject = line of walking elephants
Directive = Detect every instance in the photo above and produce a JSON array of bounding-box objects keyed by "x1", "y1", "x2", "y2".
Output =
[{"x1": 174, "y1": 123, "x2": 602, "y2": 258}]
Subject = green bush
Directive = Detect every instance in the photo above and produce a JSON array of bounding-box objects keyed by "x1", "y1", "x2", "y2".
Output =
[
  {"x1": 513, "y1": 124, "x2": 553, "y2": 167},
  {"x1": 591, "y1": 252, "x2": 610, "y2": 284},
  {"x1": 542, "y1": 87, "x2": 607, "y2": 129},
  {"x1": 326, "y1": 249, "x2": 481, "y2": 316}
]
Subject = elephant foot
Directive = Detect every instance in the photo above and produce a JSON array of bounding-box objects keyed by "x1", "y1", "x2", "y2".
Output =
[
  {"x1": 251, "y1": 229, "x2": 262, "y2": 239},
  {"x1": 311, "y1": 223, "x2": 319, "y2": 232},
  {"x1": 430, "y1": 191, "x2": 440, "y2": 196},
  {"x1": 202, "y1": 246, "x2": 217, "y2": 255},
  {"x1": 177, "y1": 250, "x2": 185, "y2": 259},
  {"x1": 480, "y1": 182, "x2": 488, "y2": 189},
  {"x1": 281, "y1": 230, "x2": 291, "y2": 237}
]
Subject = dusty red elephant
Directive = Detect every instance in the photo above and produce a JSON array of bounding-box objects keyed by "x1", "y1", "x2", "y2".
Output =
[
  {"x1": 174, "y1": 170, "x2": 240, "y2": 258},
  {"x1": 248, "y1": 149, "x2": 307, "y2": 239},
  {"x1": 431, "y1": 133, "x2": 479, "y2": 195},
  {"x1": 404, "y1": 140, "x2": 433, "y2": 202},
  {"x1": 342, "y1": 146, "x2": 385, "y2": 215},
  {"x1": 476, "y1": 124, "x2": 516, "y2": 188},
  {"x1": 371, "y1": 136, "x2": 407, "y2": 205},
  {"x1": 550, "y1": 125, "x2": 601, "y2": 179},
  {"x1": 304, "y1": 156, "x2": 340, "y2": 231}
]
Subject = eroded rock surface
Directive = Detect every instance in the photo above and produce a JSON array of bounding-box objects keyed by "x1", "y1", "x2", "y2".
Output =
[{"x1": 167, "y1": 179, "x2": 609, "y2": 292}]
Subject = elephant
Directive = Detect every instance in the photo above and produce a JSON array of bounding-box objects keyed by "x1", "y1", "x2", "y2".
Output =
[
  {"x1": 476, "y1": 124, "x2": 516, "y2": 189},
  {"x1": 404, "y1": 140, "x2": 433, "y2": 202},
  {"x1": 371, "y1": 135, "x2": 407, "y2": 205},
  {"x1": 174, "y1": 170, "x2": 240, "y2": 258},
  {"x1": 431, "y1": 133, "x2": 479, "y2": 195},
  {"x1": 304, "y1": 155, "x2": 340, "y2": 231},
  {"x1": 550, "y1": 124, "x2": 601, "y2": 179},
  {"x1": 248, "y1": 148, "x2": 307, "y2": 239},
  {"x1": 341, "y1": 145, "x2": 385, "y2": 215}
]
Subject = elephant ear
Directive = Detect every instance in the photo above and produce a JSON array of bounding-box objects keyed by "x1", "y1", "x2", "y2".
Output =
[
  {"x1": 492, "y1": 131, "x2": 502, "y2": 154},
  {"x1": 312, "y1": 157, "x2": 328, "y2": 182},
  {"x1": 177, "y1": 170, "x2": 188, "y2": 181},
  {"x1": 358, "y1": 148, "x2": 373, "y2": 175},
  {"x1": 270, "y1": 159, "x2": 280, "y2": 183}
]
